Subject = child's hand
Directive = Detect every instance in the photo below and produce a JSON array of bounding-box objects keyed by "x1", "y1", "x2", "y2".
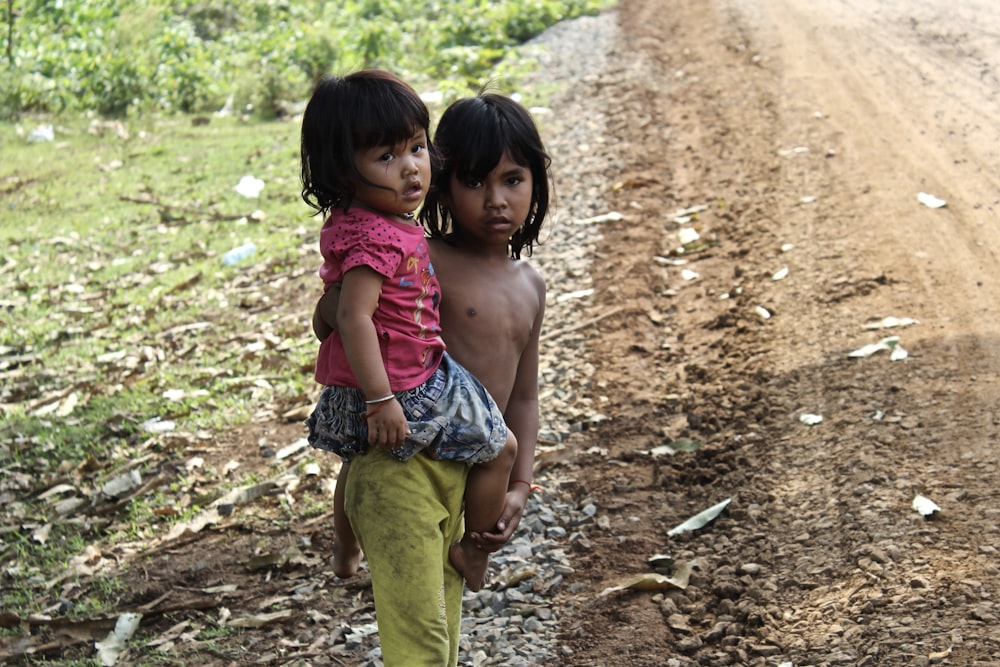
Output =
[
  {"x1": 468, "y1": 487, "x2": 528, "y2": 552},
  {"x1": 366, "y1": 398, "x2": 409, "y2": 449},
  {"x1": 313, "y1": 285, "x2": 342, "y2": 342}
]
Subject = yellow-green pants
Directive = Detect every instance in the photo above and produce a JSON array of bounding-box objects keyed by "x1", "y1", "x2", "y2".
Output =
[{"x1": 345, "y1": 448, "x2": 468, "y2": 667}]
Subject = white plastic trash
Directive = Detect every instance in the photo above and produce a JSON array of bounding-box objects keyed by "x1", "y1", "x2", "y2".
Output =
[{"x1": 223, "y1": 242, "x2": 257, "y2": 265}]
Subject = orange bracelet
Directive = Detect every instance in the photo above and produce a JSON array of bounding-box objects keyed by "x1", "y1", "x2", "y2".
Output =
[{"x1": 510, "y1": 479, "x2": 543, "y2": 493}]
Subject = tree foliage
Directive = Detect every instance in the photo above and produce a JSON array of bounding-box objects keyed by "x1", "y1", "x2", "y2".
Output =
[{"x1": 0, "y1": 0, "x2": 608, "y2": 119}]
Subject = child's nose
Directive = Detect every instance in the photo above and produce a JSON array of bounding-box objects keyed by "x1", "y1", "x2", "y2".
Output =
[
  {"x1": 401, "y1": 154, "x2": 420, "y2": 175},
  {"x1": 485, "y1": 187, "x2": 506, "y2": 209}
]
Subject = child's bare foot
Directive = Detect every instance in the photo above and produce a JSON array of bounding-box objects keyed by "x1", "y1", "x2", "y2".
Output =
[
  {"x1": 449, "y1": 538, "x2": 490, "y2": 591},
  {"x1": 333, "y1": 540, "x2": 362, "y2": 578}
]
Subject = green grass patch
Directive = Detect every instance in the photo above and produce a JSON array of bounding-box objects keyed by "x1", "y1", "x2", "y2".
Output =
[{"x1": 2, "y1": 120, "x2": 308, "y2": 491}]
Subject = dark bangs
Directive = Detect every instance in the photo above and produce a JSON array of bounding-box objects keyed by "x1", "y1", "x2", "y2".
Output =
[
  {"x1": 350, "y1": 75, "x2": 430, "y2": 150},
  {"x1": 443, "y1": 99, "x2": 516, "y2": 182}
]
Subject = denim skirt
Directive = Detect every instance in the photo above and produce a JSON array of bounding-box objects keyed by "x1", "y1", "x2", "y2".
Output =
[{"x1": 307, "y1": 353, "x2": 507, "y2": 463}]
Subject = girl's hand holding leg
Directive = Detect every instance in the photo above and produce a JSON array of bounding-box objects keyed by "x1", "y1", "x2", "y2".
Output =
[
  {"x1": 468, "y1": 485, "x2": 529, "y2": 553},
  {"x1": 366, "y1": 397, "x2": 409, "y2": 449}
]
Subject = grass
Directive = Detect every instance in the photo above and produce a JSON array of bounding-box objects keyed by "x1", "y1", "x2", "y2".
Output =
[
  {"x1": 2, "y1": 112, "x2": 312, "y2": 432},
  {"x1": 0, "y1": 53, "x2": 563, "y2": 661},
  {"x1": 1, "y1": 112, "x2": 320, "y2": 639}
]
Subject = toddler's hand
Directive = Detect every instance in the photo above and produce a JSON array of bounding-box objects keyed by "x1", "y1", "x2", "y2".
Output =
[{"x1": 366, "y1": 398, "x2": 409, "y2": 449}]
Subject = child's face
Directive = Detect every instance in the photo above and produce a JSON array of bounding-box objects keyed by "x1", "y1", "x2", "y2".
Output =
[
  {"x1": 446, "y1": 151, "x2": 533, "y2": 245},
  {"x1": 353, "y1": 130, "x2": 431, "y2": 217}
]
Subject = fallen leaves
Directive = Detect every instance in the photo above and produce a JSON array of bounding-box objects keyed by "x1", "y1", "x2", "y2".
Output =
[
  {"x1": 667, "y1": 498, "x2": 732, "y2": 537},
  {"x1": 599, "y1": 565, "x2": 692, "y2": 597}
]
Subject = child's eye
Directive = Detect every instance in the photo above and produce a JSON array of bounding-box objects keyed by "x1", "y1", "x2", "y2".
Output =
[
  {"x1": 463, "y1": 178, "x2": 484, "y2": 189},
  {"x1": 505, "y1": 177, "x2": 523, "y2": 186},
  {"x1": 411, "y1": 143, "x2": 425, "y2": 154},
  {"x1": 378, "y1": 152, "x2": 395, "y2": 163}
]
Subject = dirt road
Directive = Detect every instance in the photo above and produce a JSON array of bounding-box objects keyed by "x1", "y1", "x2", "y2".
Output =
[{"x1": 557, "y1": 0, "x2": 1000, "y2": 664}]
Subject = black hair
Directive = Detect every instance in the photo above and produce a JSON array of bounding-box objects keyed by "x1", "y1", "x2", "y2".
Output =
[
  {"x1": 300, "y1": 69, "x2": 432, "y2": 214},
  {"x1": 422, "y1": 92, "x2": 551, "y2": 259}
]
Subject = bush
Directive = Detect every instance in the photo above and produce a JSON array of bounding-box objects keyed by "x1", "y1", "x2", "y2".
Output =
[{"x1": 3, "y1": 0, "x2": 611, "y2": 118}]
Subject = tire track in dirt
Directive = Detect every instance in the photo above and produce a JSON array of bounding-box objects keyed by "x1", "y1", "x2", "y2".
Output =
[{"x1": 557, "y1": 0, "x2": 1000, "y2": 664}]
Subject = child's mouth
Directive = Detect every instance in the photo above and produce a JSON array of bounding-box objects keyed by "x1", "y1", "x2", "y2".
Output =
[{"x1": 402, "y1": 183, "x2": 423, "y2": 200}]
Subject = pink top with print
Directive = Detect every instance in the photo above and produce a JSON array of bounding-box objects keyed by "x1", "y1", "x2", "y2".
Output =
[{"x1": 315, "y1": 208, "x2": 444, "y2": 391}]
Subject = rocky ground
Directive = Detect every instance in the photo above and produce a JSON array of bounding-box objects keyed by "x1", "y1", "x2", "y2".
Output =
[
  {"x1": 10, "y1": 0, "x2": 1000, "y2": 665},
  {"x1": 546, "y1": 1, "x2": 1000, "y2": 665}
]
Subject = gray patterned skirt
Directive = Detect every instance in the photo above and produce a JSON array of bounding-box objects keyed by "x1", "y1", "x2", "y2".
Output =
[{"x1": 307, "y1": 353, "x2": 507, "y2": 463}]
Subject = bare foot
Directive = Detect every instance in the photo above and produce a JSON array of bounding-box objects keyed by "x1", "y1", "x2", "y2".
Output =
[
  {"x1": 333, "y1": 539, "x2": 362, "y2": 578},
  {"x1": 449, "y1": 537, "x2": 490, "y2": 591}
]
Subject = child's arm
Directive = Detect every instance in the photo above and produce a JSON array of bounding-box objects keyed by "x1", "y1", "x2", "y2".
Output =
[
  {"x1": 494, "y1": 353, "x2": 540, "y2": 531},
  {"x1": 338, "y1": 267, "x2": 408, "y2": 448},
  {"x1": 313, "y1": 286, "x2": 339, "y2": 342},
  {"x1": 473, "y1": 277, "x2": 546, "y2": 550}
]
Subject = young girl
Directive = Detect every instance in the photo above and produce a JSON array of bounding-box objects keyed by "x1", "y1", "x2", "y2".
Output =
[
  {"x1": 313, "y1": 89, "x2": 551, "y2": 665},
  {"x1": 421, "y1": 91, "x2": 550, "y2": 554},
  {"x1": 300, "y1": 70, "x2": 517, "y2": 594}
]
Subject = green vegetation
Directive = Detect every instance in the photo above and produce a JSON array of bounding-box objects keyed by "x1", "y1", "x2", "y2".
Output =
[
  {"x1": 1, "y1": 112, "x2": 319, "y2": 644},
  {"x1": 1, "y1": 0, "x2": 608, "y2": 119},
  {"x1": 2, "y1": 112, "x2": 309, "y2": 431}
]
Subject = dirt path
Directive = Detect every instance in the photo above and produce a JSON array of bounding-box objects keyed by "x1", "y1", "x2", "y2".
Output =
[{"x1": 555, "y1": 0, "x2": 1000, "y2": 664}]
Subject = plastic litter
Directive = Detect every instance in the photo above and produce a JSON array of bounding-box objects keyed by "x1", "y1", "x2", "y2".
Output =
[
  {"x1": 556, "y1": 288, "x2": 594, "y2": 303},
  {"x1": 671, "y1": 204, "x2": 708, "y2": 224},
  {"x1": 917, "y1": 192, "x2": 946, "y2": 208},
  {"x1": 27, "y1": 124, "x2": 54, "y2": 142},
  {"x1": 95, "y1": 612, "x2": 142, "y2": 666},
  {"x1": 863, "y1": 316, "x2": 918, "y2": 330},
  {"x1": 235, "y1": 175, "x2": 265, "y2": 198},
  {"x1": 912, "y1": 494, "x2": 940, "y2": 517},
  {"x1": 848, "y1": 336, "x2": 908, "y2": 360},
  {"x1": 222, "y1": 242, "x2": 257, "y2": 265},
  {"x1": 575, "y1": 211, "x2": 623, "y2": 225},
  {"x1": 678, "y1": 227, "x2": 700, "y2": 245},
  {"x1": 668, "y1": 498, "x2": 732, "y2": 536}
]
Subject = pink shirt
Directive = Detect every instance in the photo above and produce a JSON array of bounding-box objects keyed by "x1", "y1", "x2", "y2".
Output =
[{"x1": 315, "y1": 208, "x2": 445, "y2": 391}]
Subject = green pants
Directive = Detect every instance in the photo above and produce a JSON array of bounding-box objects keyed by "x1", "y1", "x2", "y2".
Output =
[{"x1": 345, "y1": 448, "x2": 468, "y2": 667}]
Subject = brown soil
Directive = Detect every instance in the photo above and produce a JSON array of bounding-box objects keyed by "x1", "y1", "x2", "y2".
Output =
[
  {"x1": 23, "y1": 0, "x2": 1000, "y2": 665},
  {"x1": 556, "y1": 0, "x2": 1000, "y2": 665}
]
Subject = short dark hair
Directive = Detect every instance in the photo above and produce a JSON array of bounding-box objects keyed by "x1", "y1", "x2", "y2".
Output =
[
  {"x1": 422, "y1": 92, "x2": 551, "y2": 259},
  {"x1": 300, "y1": 70, "x2": 432, "y2": 213}
]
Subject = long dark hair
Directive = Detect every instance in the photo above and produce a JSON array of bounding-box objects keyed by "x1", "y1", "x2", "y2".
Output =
[
  {"x1": 422, "y1": 92, "x2": 551, "y2": 259},
  {"x1": 300, "y1": 70, "x2": 432, "y2": 214}
]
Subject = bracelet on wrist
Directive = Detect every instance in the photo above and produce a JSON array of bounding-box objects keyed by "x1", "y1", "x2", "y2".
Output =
[
  {"x1": 364, "y1": 400, "x2": 392, "y2": 419},
  {"x1": 510, "y1": 479, "x2": 543, "y2": 493},
  {"x1": 364, "y1": 394, "x2": 395, "y2": 405}
]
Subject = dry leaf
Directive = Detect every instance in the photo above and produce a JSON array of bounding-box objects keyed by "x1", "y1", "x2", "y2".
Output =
[
  {"x1": 225, "y1": 609, "x2": 294, "y2": 628},
  {"x1": 599, "y1": 561, "x2": 693, "y2": 596},
  {"x1": 668, "y1": 498, "x2": 732, "y2": 536}
]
